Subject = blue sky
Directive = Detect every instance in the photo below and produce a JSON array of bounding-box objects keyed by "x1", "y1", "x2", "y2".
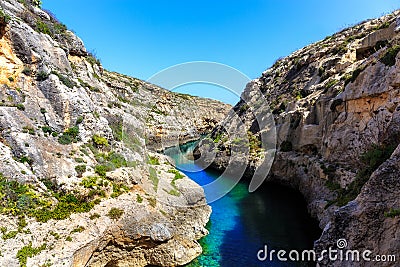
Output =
[{"x1": 42, "y1": 1, "x2": 399, "y2": 105}]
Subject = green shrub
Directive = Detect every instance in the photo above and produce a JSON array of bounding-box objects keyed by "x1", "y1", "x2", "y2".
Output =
[
  {"x1": 92, "y1": 134, "x2": 108, "y2": 147},
  {"x1": 36, "y1": 20, "x2": 51, "y2": 35},
  {"x1": 49, "y1": 231, "x2": 60, "y2": 240},
  {"x1": 76, "y1": 116, "x2": 83, "y2": 124},
  {"x1": 136, "y1": 194, "x2": 143, "y2": 203},
  {"x1": 16, "y1": 242, "x2": 46, "y2": 267},
  {"x1": 2, "y1": 229, "x2": 18, "y2": 240},
  {"x1": 70, "y1": 226, "x2": 85, "y2": 234},
  {"x1": 94, "y1": 165, "x2": 111, "y2": 177},
  {"x1": 110, "y1": 182, "x2": 129, "y2": 198},
  {"x1": 373, "y1": 21, "x2": 390, "y2": 31},
  {"x1": 89, "y1": 213, "x2": 101, "y2": 220},
  {"x1": 74, "y1": 157, "x2": 85, "y2": 163},
  {"x1": 380, "y1": 45, "x2": 400, "y2": 67},
  {"x1": 0, "y1": 173, "x2": 98, "y2": 223},
  {"x1": 326, "y1": 79, "x2": 339, "y2": 89},
  {"x1": 20, "y1": 156, "x2": 33, "y2": 165},
  {"x1": 107, "y1": 208, "x2": 124, "y2": 220},
  {"x1": 384, "y1": 208, "x2": 400, "y2": 218},
  {"x1": 32, "y1": 193, "x2": 95, "y2": 222},
  {"x1": 42, "y1": 126, "x2": 52, "y2": 134},
  {"x1": 0, "y1": 9, "x2": 11, "y2": 24},
  {"x1": 40, "y1": 108, "x2": 47, "y2": 114},
  {"x1": 147, "y1": 155, "x2": 160, "y2": 165},
  {"x1": 65, "y1": 236, "x2": 72, "y2": 242},
  {"x1": 8, "y1": 77, "x2": 14, "y2": 82},
  {"x1": 280, "y1": 141, "x2": 293, "y2": 152},
  {"x1": 213, "y1": 132, "x2": 223, "y2": 143},
  {"x1": 36, "y1": 71, "x2": 49, "y2": 81},
  {"x1": 168, "y1": 169, "x2": 184, "y2": 191},
  {"x1": 86, "y1": 54, "x2": 101, "y2": 66},
  {"x1": 147, "y1": 197, "x2": 156, "y2": 208},
  {"x1": 149, "y1": 167, "x2": 159, "y2": 188},
  {"x1": 22, "y1": 67, "x2": 32, "y2": 76},
  {"x1": 58, "y1": 126, "x2": 79, "y2": 145},
  {"x1": 80, "y1": 176, "x2": 99, "y2": 188},
  {"x1": 329, "y1": 144, "x2": 396, "y2": 207},
  {"x1": 51, "y1": 71, "x2": 76, "y2": 88},
  {"x1": 107, "y1": 152, "x2": 127, "y2": 168},
  {"x1": 165, "y1": 189, "x2": 180, "y2": 196},
  {"x1": 16, "y1": 104, "x2": 25, "y2": 111},
  {"x1": 75, "y1": 165, "x2": 86, "y2": 177}
]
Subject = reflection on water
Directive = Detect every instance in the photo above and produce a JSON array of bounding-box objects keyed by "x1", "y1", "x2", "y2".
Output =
[{"x1": 164, "y1": 141, "x2": 321, "y2": 267}]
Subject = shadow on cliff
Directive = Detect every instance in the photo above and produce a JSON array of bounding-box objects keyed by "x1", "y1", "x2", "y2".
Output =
[{"x1": 218, "y1": 182, "x2": 321, "y2": 267}]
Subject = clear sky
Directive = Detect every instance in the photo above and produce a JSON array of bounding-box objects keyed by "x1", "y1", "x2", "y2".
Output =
[{"x1": 42, "y1": 0, "x2": 399, "y2": 105}]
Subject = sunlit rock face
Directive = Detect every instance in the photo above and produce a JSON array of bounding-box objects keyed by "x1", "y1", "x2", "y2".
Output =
[
  {"x1": 0, "y1": 0, "x2": 233, "y2": 266},
  {"x1": 203, "y1": 10, "x2": 400, "y2": 266}
]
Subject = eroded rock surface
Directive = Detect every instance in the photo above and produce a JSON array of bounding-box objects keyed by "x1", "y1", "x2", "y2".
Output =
[
  {"x1": 0, "y1": 1, "x2": 229, "y2": 266},
  {"x1": 199, "y1": 10, "x2": 400, "y2": 266}
]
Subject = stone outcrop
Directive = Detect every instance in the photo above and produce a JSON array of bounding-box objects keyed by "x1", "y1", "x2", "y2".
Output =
[
  {"x1": 198, "y1": 10, "x2": 400, "y2": 266},
  {"x1": 0, "y1": 0, "x2": 230, "y2": 266}
]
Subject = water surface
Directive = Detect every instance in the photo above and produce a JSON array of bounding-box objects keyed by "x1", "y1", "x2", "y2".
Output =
[{"x1": 164, "y1": 142, "x2": 321, "y2": 267}]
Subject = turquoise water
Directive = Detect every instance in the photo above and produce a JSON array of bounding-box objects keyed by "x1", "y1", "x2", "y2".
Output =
[{"x1": 164, "y1": 142, "x2": 320, "y2": 267}]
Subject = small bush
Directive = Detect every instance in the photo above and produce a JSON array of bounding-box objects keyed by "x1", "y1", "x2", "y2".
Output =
[
  {"x1": 22, "y1": 126, "x2": 35, "y2": 135},
  {"x1": 107, "y1": 208, "x2": 124, "y2": 220},
  {"x1": 36, "y1": 71, "x2": 49, "y2": 81},
  {"x1": 16, "y1": 104, "x2": 25, "y2": 111},
  {"x1": 90, "y1": 213, "x2": 101, "y2": 220},
  {"x1": 22, "y1": 67, "x2": 32, "y2": 76},
  {"x1": 36, "y1": 20, "x2": 51, "y2": 35},
  {"x1": 380, "y1": 45, "x2": 400, "y2": 67},
  {"x1": 58, "y1": 126, "x2": 79, "y2": 145},
  {"x1": 70, "y1": 226, "x2": 85, "y2": 234},
  {"x1": 65, "y1": 236, "x2": 72, "y2": 242},
  {"x1": 42, "y1": 126, "x2": 52, "y2": 134},
  {"x1": 147, "y1": 197, "x2": 156, "y2": 208},
  {"x1": 149, "y1": 167, "x2": 159, "y2": 190},
  {"x1": 147, "y1": 155, "x2": 160, "y2": 165},
  {"x1": 92, "y1": 134, "x2": 108, "y2": 148},
  {"x1": 16, "y1": 242, "x2": 46, "y2": 267},
  {"x1": 2, "y1": 229, "x2": 18, "y2": 240},
  {"x1": 94, "y1": 165, "x2": 111, "y2": 177},
  {"x1": 40, "y1": 108, "x2": 47, "y2": 114},
  {"x1": 76, "y1": 116, "x2": 83, "y2": 125},
  {"x1": 86, "y1": 54, "x2": 101, "y2": 66},
  {"x1": 80, "y1": 176, "x2": 99, "y2": 188},
  {"x1": 51, "y1": 71, "x2": 76, "y2": 88},
  {"x1": 0, "y1": 9, "x2": 11, "y2": 24},
  {"x1": 136, "y1": 194, "x2": 143, "y2": 203},
  {"x1": 75, "y1": 165, "x2": 86, "y2": 177},
  {"x1": 8, "y1": 77, "x2": 14, "y2": 82},
  {"x1": 49, "y1": 231, "x2": 60, "y2": 240},
  {"x1": 110, "y1": 182, "x2": 129, "y2": 198},
  {"x1": 325, "y1": 79, "x2": 339, "y2": 89},
  {"x1": 74, "y1": 157, "x2": 85, "y2": 163},
  {"x1": 384, "y1": 208, "x2": 400, "y2": 218},
  {"x1": 329, "y1": 143, "x2": 396, "y2": 207}
]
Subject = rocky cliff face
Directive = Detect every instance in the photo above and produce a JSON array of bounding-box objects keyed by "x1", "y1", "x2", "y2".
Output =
[
  {"x1": 199, "y1": 10, "x2": 400, "y2": 266},
  {"x1": 0, "y1": 0, "x2": 230, "y2": 266}
]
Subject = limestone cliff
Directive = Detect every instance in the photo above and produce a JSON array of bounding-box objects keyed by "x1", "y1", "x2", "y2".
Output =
[
  {"x1": 0, "y1": 0, "x2": 230, "y2": 266},
  {"x1": 198, "y1": 10, "x2": 400, "y2": 266}
]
